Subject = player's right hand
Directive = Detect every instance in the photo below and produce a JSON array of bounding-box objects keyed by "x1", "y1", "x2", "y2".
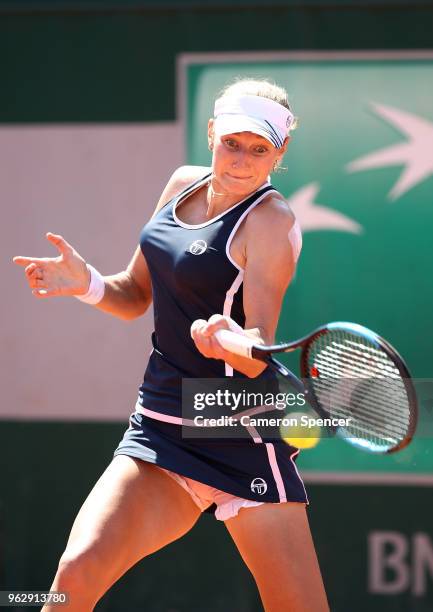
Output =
[{"x1": 13, "y1": 232, "x2": 91, "y2": 299}]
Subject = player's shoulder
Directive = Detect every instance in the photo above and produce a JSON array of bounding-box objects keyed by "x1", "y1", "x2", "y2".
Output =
[
  {"x1": 245, "y1": 190, "x2": 296, "y2": 237},
  {"x1": 153, "y1": 166, "x2": 211, "y2": 216},
  {"x1": 168, "y1": 165, "x2": 211, "y2": 193}
]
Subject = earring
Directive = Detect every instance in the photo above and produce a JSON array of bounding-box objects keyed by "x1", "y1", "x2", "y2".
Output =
[
  {"x1": 208, "y1": 143, "x2": 213, "y2": 151},
  {"x1": 272, "y1": 159, "x2": 280, "y2": 172}
]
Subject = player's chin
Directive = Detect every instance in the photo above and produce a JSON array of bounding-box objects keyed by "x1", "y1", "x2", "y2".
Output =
[{"x1": 222, "y1": 173, "x2": 261, "y2": 194}]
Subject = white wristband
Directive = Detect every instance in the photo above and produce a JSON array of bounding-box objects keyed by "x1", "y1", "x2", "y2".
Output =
[{"x1": 75, "y1": 264, "x2": 105, "y2": 305}]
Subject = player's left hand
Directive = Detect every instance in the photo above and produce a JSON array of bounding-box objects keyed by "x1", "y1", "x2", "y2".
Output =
[{"x1": 190, "y1": 314, "x2": 243, "y2": 360}]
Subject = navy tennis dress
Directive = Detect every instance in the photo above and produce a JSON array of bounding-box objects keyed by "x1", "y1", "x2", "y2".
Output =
[{"x1": 114, "y1": 171, "x2": 308, "y2": 505}]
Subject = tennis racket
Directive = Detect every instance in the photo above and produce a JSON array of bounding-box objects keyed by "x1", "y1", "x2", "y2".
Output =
[{"x1": 215, "y1": 322, "x2": 417, "y2": 454}]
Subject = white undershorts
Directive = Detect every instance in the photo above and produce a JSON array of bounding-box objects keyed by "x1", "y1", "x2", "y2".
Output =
[{"x1": 160, "y1": 467, "x2": 264, "y2": 521}]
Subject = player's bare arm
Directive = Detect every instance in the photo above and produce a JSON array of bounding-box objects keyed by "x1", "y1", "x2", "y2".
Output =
[{"x1": 12, "y1": 165, "x2": 209, "y2": 321}]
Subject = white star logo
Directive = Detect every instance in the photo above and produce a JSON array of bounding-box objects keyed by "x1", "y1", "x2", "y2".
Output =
[
  {"x1": 286, "y1": 182, "x2": 363, "y2": 234},
  {"x1": 346, "y1": 103, "x2": 433, "y2": 201}
]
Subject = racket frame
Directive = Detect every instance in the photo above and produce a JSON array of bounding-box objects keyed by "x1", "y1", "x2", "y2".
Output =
[
  {"x1": 216, "y1": 321, "x2": 418, "y2": 454},
  {"x1": 301, "y1": 322, "x2": 418, "y2": 453}
]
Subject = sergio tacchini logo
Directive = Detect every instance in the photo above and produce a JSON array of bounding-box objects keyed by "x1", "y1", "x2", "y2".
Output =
[
  {"x1": 250, "y1": 478, "x2": 268, "y2": 495},
  {"x1": 189, "y1": 239, "x2": 208, "y2": 255}
]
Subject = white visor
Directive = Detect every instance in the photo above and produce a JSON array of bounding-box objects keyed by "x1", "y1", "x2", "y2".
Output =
[{"x1": 214, "y1": 94, "x2": 294, "y2": 149}]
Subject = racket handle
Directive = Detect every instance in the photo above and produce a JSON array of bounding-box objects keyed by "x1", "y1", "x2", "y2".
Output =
[{"x1": 214, "y1": 329, "x2": 255, "y2": 358}]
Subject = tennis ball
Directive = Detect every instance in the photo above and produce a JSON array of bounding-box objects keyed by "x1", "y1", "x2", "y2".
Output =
[{"x1": 280, "y1": 411, "x2": 321, "y2": 449}]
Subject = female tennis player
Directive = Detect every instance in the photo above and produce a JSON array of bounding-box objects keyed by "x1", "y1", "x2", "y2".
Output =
[{"x1": 13, "y1": 79, "x2": 329, "y2": 611}]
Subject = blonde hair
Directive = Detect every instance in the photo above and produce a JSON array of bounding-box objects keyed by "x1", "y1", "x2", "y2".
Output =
[{"x1": 219, "y1": 78, "x2": 298, "y2": 130}]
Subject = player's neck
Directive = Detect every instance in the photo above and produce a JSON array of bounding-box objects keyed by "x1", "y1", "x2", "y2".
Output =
[{"x1": 205, "y1": 179, "x2": 250, "y2": 219}]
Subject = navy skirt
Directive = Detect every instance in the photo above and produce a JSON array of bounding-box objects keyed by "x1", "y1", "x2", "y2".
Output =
[{"x1": 114, "y1": 410, "x2": 308, "y2": 505}]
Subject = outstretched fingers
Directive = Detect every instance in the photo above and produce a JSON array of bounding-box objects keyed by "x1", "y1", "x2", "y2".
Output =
[
  {"x1": 12, "y1": 232, "x2": 88, "y2": 301},
  {"x1": 13, "y1": 256, "x2": 45, "y2": 267},
  {"x1": 13, "y1": 232, "x2": 73, "y2": 269},
  {"x1": 45, "y1": 232, "x2": 73, "y2": 257},
  {"x1": 13, "y1": 255, "x2": 60, "y2": 298}
]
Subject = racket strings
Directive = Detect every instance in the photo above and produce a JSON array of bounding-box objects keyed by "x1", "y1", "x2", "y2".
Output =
[
  {"x1": 349, "y1": 381, "x2": 408, "y2": 437},
  {"x1": 306, "y1": 329, "x2": 411, "y2": 451},
  {"x1": 314, "y1": 341, "x2": 401, "y2": 379},
  {"x1": 314, "y1": 383, "x2": 407, "y2": 441},
  {"x1": 312, "y1": 374, "x2": 409, "y2": 427},
  {"x1": 312, "y1": 356, "x2": 409, "y2": 426},
  {"x1": 322, "y1": 387, "x2": 409, "y2": 434},
  {"x1": 310, "y1": 330, "x2": 405, "y2": 385},
  {"x1": 325, "y1": 346, "x2": 399, "y2": 378}
]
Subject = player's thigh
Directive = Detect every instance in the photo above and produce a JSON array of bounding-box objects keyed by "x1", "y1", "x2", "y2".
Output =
[
  {"x1": 60, "y1": 455, "x2": 201, "y2": 580},
  {"x1": 224, "y1": 502, "x2": 329, "y2": 612}
]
